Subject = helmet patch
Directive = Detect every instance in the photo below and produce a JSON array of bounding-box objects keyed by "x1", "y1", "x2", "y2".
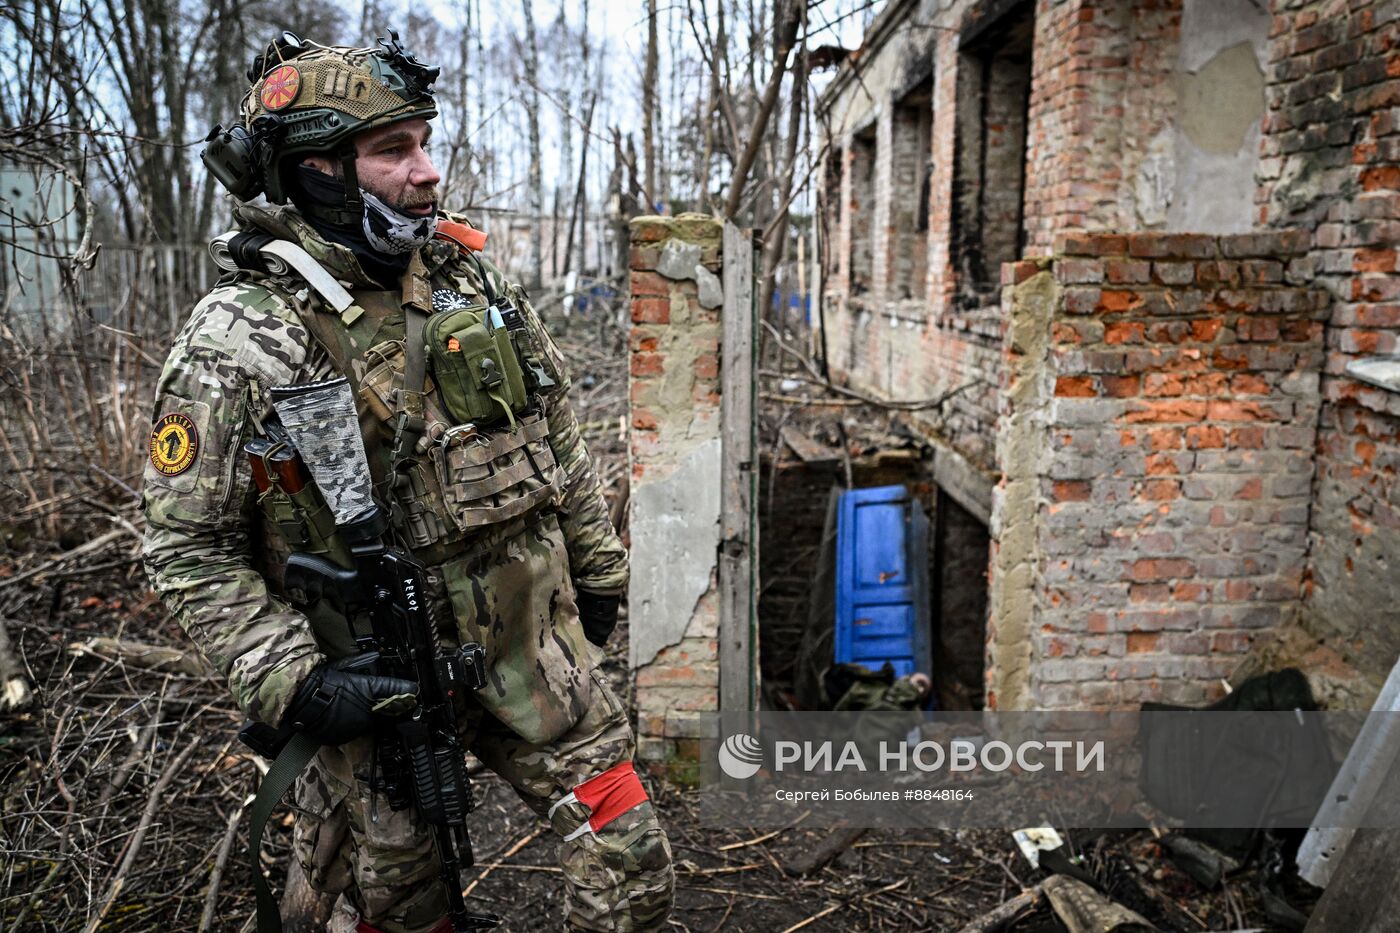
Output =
[
  {"x1": 260, "y1": 65, "x2": 301, "y2": 111},
  {"x1": 149, "y1": 413, "x2": 199, "y2": 477}
]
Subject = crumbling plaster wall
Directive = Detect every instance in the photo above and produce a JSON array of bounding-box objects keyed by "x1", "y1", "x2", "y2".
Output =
[
  {"x1": 1156, "y1": 1, "x2": 1269, "y2": 233},
  {"x1": 628, "y1": 214, "x2": 726, "y2": 763},
  {"x1": 1022, "y1": 0, "x2": 1267, "y2": 252}
]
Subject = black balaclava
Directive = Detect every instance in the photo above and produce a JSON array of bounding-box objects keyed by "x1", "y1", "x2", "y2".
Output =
[{"x1": 289, "y1": 163, "x2": 415, "y2": 289}]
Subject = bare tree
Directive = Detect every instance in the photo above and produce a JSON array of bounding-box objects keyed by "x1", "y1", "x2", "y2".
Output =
[
  {"x1": 642, "y1": 0, "x2": 659, "y2": 212},
  {"x1": 520, "y1": 0, "x2": 544, "y2": 288}
]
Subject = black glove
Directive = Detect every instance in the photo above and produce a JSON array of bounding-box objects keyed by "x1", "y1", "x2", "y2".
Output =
[
  {"x1": 281, "y1": 655, "x2": 418, "y2": 746},
  {"x1": 576, "y1": 589, "x2": 621, "y2": 647}
]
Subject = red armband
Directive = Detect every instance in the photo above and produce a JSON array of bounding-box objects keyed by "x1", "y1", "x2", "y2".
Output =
[{"x1": 548, "y1": 761, "x2": 650, "y2": 841}]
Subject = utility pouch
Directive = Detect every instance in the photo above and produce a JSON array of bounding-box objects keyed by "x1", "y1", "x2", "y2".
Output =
[
  {"x1": 247, "y1": 438, "x2": 352, "y2": 568},
  {"x1": 359, "y1": 341, "x2": 453, "y2": 551},
  {"x1": 431, "y1": 409, "x2": 562, "y2": 532},
  {"x1": 424, "y1": 304, "x2": 529, "y2": 427}
]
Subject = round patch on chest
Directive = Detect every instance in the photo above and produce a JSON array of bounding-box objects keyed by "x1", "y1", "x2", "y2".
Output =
[
  {"x1": 149, "y1": 413, "x2": 199, "y2": 477},
  {"x1": 432, "y1": 288, "x2": 475, "y2": 313}
]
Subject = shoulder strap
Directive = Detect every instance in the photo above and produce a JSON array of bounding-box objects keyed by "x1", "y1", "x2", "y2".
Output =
[
  {"x1": 391, "y1": 306, "x2": 429, "y2": 473},
  {"x1": 210, "y1": 231, "x2": 354, "y2": 313}
]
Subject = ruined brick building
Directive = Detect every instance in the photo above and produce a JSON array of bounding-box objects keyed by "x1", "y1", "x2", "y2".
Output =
[{"x1": 811, "y1": 0, "x2": 1400, "y2": 711}]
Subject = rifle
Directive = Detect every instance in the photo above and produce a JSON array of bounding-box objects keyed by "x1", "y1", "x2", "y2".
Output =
[{"x1": 240, "y1": 377, "x2": 499, "y2": 933}]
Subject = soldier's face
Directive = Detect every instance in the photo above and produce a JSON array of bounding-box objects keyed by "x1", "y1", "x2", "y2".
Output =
[
  {"x1": 301, "y1": 116, "x2": 436, "y2": 214},
  {"x1": 304, "y1": 118, "x2": 441, "y2": 216},
  {"x1": 352, "y1": 119, "x2": 440, "y2": 216}
]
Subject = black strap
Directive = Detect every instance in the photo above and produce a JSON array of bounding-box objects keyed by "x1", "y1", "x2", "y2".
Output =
[
  {"x1": 229, "y1": 232, "x2": 275, "y2": 272},
  {"x1": 249, "y1": 731, "x2": 320, "y2": 933}
]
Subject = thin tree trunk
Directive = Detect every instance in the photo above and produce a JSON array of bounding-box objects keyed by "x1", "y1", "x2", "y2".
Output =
[
  {"x1": 723, "y1": 0, "x2": 801, "y2": 219},
  {"x1": 521, "y1": 0, "x2": 544, "y2": 288},
  {"x1": 758, "y1": 29, "x2": 806, "y2": 323},
  {"x1": 563, "y1": 93, "x2": 597, "y2": 277},
  {"x1": 642, "y1": 0, "x2": 659, "y2": 211},
  {"x1": 553, "y1": 1, "x2": 571, "y2": 281},
  {"x1": 700, "y1": 0, "x2": 726, "y2": 211},
  {"x1": 576, "y1": 0, "x2": 592, "y2": 273}
]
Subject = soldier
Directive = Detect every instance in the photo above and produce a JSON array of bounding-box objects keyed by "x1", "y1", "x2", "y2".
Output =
[
  {"x1": 823, "y1": 662, "x2": 933, "y2": 712},
  {"x1": 142, "y1": 31, "x2": 674, "y2": 933}
]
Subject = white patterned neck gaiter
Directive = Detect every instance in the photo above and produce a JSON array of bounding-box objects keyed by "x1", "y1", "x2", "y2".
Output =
[{"x1": 360, "y1": 190, "x2": 437, "y2": 255}]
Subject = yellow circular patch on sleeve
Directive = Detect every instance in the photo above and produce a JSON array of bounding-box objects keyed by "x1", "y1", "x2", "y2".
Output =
[{"x1": 150, "y1": 413, "x2": 199, "y2": 477}]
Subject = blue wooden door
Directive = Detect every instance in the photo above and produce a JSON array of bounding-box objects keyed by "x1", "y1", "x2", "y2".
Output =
[{"x1": 834, "y1": 485, "x2": 931, "y2": 680}]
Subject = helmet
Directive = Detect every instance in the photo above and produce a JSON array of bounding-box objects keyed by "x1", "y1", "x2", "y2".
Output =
[{"x1": 202, "y1": 30, "x2": 438, "y2": 208}]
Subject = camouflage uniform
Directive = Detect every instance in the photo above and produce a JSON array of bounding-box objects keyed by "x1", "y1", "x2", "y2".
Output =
[
  {"x1": 828, "y1": 664, "x2": 927, "y2": 712},
  {"x1": 142, "y1": 202, "x2": 673, "y2": 931}
]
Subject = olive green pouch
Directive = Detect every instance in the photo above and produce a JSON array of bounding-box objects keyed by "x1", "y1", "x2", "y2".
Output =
[{"x1": 424, "y1": 306, "x2": 528, "y2": 427}]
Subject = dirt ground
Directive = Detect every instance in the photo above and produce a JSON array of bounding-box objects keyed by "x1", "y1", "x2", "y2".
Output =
[{"x1": 0, "y1": 588, "x2": 1314, "y2": 932}]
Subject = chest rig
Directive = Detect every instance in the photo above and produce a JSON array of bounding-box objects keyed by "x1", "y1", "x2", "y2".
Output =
[{"x1": 247, "y1": 231, "x2": 566, "y2": 568}]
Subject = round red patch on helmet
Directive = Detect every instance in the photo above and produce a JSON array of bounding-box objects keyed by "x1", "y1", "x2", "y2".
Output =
[{"x1": 261, "y1": 65, "x2": 301, "y2": 111}]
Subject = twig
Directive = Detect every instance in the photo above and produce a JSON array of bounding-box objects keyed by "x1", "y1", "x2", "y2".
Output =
[
  {"x1": 780, "y1": 878, "x2": 909, "y2": 933},
  {"x1": 94, "y1": 714, "x2": 157, "y2": 810},
  {"x1": 84, "y1": 736, "x2": 201, "y2": 933},
  {"x1": 0, "y1": 529, "x2": 129, "y2": 590},
  {"x1": 198, "y1": 800, "x2": 246, "y2": 933},
  {"x1": 69, "y1": 637, "x2": 211, "y2": 677},
  {"x1": 676, "y1": 863, "x2": 762, "y2": 875},
  {"x1": 461, "y1": 826, "x2": 547, "y2": 897}
]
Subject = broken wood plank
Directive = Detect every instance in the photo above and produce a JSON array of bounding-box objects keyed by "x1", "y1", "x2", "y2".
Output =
[
  {"x1": 69, "y1": 637, "x2": 212, "y2": 676},
  {"x1": 719, "y1": 220, "x2": 757, "y2": 715},
  {"x1": 781, "y1": 826, "x2": 866, "y2": 876},
  {"x1": 953, "y1": 879, "x2": 1049, "y2": 933},
  {"x1": 779, "y1": 425, "x2": 839, "y2": 465}
]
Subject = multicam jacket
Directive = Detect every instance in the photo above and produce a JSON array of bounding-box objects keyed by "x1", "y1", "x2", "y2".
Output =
[{"x1": 141, "y1": 204, "x2": 627, "y2": 744}]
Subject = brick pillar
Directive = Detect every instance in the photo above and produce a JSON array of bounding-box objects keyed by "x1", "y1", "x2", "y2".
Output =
[
  {"x1": 989, "y1": 230, "x2": 1325, "y2": 710},
  {"x1": 627, "y1": 213, "x2": 725, "y2": 770}
]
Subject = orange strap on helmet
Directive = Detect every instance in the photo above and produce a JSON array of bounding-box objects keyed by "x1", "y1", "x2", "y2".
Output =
[{"x1": 435, "y1": 218, "x2": 487, "y2": 253}]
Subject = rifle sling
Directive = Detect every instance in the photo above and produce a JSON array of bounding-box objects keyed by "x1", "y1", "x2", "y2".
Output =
[{"x1": 248, "y1": 731, "x2": 320, "y2": 933}]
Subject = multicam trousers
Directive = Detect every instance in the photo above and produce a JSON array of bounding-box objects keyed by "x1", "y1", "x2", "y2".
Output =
[{"x1": 290, "y1": 666, "x2": 675, "y2": 932}]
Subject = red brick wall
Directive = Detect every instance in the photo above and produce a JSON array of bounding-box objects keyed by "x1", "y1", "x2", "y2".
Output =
[
  {"x1": 1260, "y1": 0, "x2": 1400, "y2": 686},
  {"x1": 1021, "y1": 0, "x2": 1182, "y2": 255},
  {"x1": 989, "y1": 230, "x2": 1325, "y2": 709}
]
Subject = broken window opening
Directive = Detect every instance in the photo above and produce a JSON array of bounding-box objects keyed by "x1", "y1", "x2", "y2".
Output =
[
  {"x1": 952, "y1": 0, "x2": 1034, "y2": 311},
  {"x1": 891, "y1": 76, "x2": 934, "y2": 302},
  {"x1": 848, "y1": 127, "x2": 877, "y2": 297}
]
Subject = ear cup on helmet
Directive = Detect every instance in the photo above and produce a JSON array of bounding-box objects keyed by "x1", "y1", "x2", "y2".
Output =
[{"x1": 201, "y1": 123, "x2": 263, "y2": 200}]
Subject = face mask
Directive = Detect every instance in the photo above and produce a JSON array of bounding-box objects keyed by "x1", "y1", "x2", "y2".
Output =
[{"x1": 360, "y1": 189, "x2": 437, "y2": 255}]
